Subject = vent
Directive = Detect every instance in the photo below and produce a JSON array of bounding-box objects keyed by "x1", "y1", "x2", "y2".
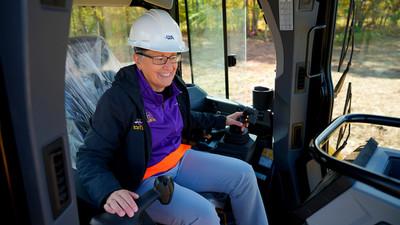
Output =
[
  {"x1": 44, "y1": 137, "x2": 70, "y2": 219},
  {"x1": 296, "y1": 64, "x2": 306, "y2": 91}
]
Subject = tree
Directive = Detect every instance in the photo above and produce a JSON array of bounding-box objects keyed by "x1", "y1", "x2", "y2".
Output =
[{"x1": 250, "y1": 0, "x2": 258, "y2": 36}]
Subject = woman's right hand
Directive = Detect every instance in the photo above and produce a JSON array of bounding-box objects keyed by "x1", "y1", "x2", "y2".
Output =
[{"x1": 104, "y1": 189, "x2": 140, "y2": 217}]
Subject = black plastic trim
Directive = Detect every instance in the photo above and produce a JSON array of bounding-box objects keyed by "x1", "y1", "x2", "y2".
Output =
[
  {"x1": 0, "y1": 61, "x2": 31, "y2": 225},
  {"x1": 183, "y1": 0, "x2": 194, "y2": 83},
  {"x1": 222, "y1": 0, "x2": 229, "y2": 99},
  {"x1": 352, "y1": 138, "x2": 378, "y2": 167}
]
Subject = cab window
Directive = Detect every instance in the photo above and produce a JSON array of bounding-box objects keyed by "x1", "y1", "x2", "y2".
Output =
[
  {"x1": 330, "y1": 0, "x2": 400, "y2": 156},
  {"x1": 69, "y1": 6, "x2": 147, "y2": 64},
  {"x1": 178, "y1": 0, "x2": 276, "y2": 105}
]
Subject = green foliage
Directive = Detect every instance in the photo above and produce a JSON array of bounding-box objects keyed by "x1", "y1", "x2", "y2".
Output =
[
  {"x1": 69, "y1": 0, "x2": 399, "y2": 62},
  {"x1": 334, "y1": 0, "x2": 400, "y2": 49},
  {"x1": 69, "y1": 6, "x2": 146, "y2": 62},
  {"x1": 70, "y1": 1, "x2": 400, "y2": 38},
  {"x1": 336, "y1": 0, "x2": 400, "y2": 33}
]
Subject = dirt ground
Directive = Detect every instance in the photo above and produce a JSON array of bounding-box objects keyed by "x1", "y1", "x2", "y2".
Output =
[{"x1": 329, "y1": 37, "x2": 400, "y2": 152}]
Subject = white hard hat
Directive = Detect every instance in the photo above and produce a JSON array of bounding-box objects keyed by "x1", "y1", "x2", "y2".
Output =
[{"x1": 128, "y1": 9, "x2": 189, "y2": 53}]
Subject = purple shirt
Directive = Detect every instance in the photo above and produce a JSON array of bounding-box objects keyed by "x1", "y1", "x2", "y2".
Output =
[{"x1": 136, "y1": 69, "x2": 183, "y2": 167}]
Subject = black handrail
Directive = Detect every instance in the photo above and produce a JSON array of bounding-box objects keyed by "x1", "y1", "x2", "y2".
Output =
[
  {"x1": 305, "y1": 24, "x2": 326, "y2": 78},
  {"x1": 310, "y1": 114, "x2": 400, "y2": 199}
]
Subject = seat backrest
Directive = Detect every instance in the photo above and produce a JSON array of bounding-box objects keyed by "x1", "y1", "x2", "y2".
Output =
[
  {"x1": 65, "y1": 36, "x2": 162, "y2": 225},
  {"x1": 65, "y1": 35, "x2": 121, "y2": 169}
]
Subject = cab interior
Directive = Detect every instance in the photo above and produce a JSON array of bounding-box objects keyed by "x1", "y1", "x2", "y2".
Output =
[{"x1": 0, "y1": 0, "x2": 399, "y2": 225}]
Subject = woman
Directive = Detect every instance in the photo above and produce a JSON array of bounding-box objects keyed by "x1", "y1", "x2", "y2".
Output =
[{"x1": 77, "y1": 9, "x2": 268, "y2": 225}]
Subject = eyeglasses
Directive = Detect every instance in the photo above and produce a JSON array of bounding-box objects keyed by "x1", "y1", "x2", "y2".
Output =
[{"x1": 137, "y1": 52, "x2": 182, "y2": 65}]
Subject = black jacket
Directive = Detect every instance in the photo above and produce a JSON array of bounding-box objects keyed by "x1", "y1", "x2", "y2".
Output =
[{"x1": 77, "y1": 65, "x2": 226, "y2": 208}]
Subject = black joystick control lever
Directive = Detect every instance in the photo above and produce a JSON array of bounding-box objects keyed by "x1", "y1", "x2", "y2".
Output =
[
  {"x1": 90, "y1": 176, "x2": 174, "y2": 225},
  {"x1": 137, "y1": 175, "x2": 174, "y2": 208},
  {"x1": 224, "y1": 107, "x2": 257, "y2": 145}
]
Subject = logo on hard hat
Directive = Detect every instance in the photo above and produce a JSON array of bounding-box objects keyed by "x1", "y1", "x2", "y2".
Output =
[{"x1": 165, "y1": 35, "x2": 175, "y2": 40}]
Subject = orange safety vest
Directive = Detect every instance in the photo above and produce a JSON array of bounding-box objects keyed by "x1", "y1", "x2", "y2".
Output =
[{"x1": 143, "y1": 144, "x2": 191, "y2": 180}]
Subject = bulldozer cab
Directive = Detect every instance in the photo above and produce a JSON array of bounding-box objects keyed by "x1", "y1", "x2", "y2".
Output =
[{"x1": 0, "y1": 0, "x2": 399, "y2": 224}]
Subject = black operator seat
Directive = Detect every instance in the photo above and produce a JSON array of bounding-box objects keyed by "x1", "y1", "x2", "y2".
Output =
[
  {"x1": 65, "y1": 35, "x2": 120, "y2": 168},
  {"x1": 65, "y1": 36, "x2": 175, "y2": 225},
  {"x1": 64, "y1": 35, "x2": 122, "y2": 224},
  {"x1": 65, "y1": 35, "x2": 120, "y2": 170}
]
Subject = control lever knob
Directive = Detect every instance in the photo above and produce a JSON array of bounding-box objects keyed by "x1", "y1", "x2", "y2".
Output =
[
  {"x1": 90, "y1": 176, "x2": 174, "y2": 225},
  {"x1": 154, "y1": 175, "x2": 174, "y2": 204}
]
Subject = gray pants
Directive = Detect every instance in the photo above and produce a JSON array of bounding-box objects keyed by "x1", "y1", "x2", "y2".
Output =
[{"x1": 136, "y1": 150, "x2": 269, "y2": 225}]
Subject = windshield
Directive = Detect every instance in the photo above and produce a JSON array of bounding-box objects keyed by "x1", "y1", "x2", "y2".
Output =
[{"x1": 330, "y1": 0, "x2": 400, "y2": 152}]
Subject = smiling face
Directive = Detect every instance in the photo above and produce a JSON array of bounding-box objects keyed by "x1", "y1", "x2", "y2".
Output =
[{"x1": 134, "y1": 50, "x2": 178, "y2": 92}]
